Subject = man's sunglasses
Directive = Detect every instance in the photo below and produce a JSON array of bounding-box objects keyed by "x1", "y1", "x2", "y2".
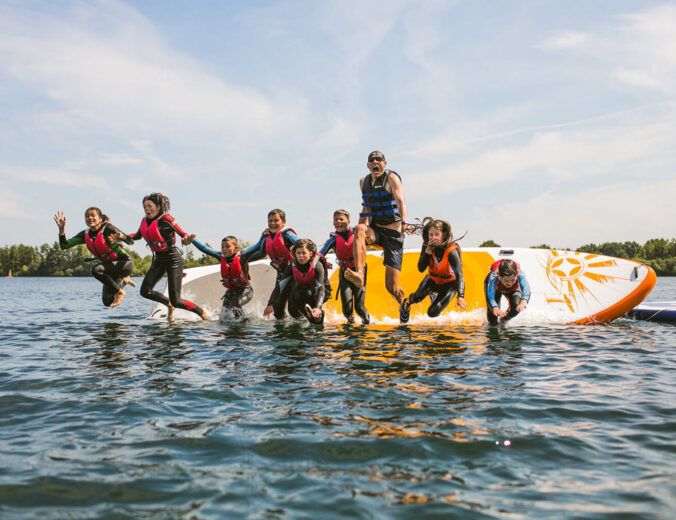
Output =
[{"x1": 368, "y1": 156, "x2": 384, "y2": 162}]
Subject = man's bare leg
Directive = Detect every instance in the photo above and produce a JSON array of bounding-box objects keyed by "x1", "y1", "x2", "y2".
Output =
[
  {"x1": 345, "y1": 224, "x2": 372, "y2": 288},
  {"x1": 385, "y1": 265, "x2": 405, "y2": 304}
]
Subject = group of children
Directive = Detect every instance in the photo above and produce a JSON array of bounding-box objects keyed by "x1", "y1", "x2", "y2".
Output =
[{"x1": 54, "y1": 192, "x2": 531, "y2": 325}]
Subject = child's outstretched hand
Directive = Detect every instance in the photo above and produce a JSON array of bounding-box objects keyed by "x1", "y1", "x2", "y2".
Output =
[
  {"x1": 264, "y1": 305, "x2": 274, "y2": 319},
  {"x1": 456, "y1": 297, "x2": 467, "y2": 310},
  {"x1": 182, "y1": 234, "x2": 196, "y2": 246},
  {"x1": 517, "y1": 300, "x2": 528, "y2": 312},
  {"x1": 53, "y1": 211, "x2": 66, "y2": 233}
]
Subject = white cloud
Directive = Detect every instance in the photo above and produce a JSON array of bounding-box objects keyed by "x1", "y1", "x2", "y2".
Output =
[
  {"x1": 405, "y1": 105, "x2": 675, "y2": 198},
  {"x1": 467, "y1": 178, "x2": 676, "y2": 248},
  {"x1": 0, "y1": 182, "x2": 38, "y2": 221},
  {"x1": 1, "y1": 166, "x2": 108, "y2": 190},
  {"x1": 202, "y1": 201, "x2": 256, "y2": 210},
  {"x1": 0, "y1": 1, "x2": 308, "y2": 147},
  {"x1": 536, "y1": 31, "x2": 588, "y2": 50},
  {"x1": 537, "y1": 4, "x2": 676, "y2": 94},
  {"x1": 100, "y1": 153, "x2": 143, "y2": 166}
]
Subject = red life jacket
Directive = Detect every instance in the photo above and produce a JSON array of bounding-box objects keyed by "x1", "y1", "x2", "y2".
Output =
[
  {"x1": 333, "y1": 229, "x2": 355, "y2": 269},
  {"x1": 291, "y1": 253, "x2": 331, "y2": 288},
  {"x1": 220, "y1": 253, "x2": 249, "y2": 289},
  {"x1": 265, "y1": 228, "x2": 294, "y2": 268},
  {"x1": 83, "y1": 224, "x2": 118, "y2": 262},
  {"x1": 491, "y1": 259, "x2": 521, "y2": 293},
  {"x1": 428, "y1": 242, "x2": 460, "y2": 285},
  {"x1": 140, "y1": 214, "x2": 174, "y2": 253}
]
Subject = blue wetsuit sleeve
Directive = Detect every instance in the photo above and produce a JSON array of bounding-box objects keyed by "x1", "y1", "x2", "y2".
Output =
[
  {"x1": 284, "y1": 229, "x2": 298, "y2": 246},
  {"x1": 519, "y1": 271, "x2": 531, "y2": 302},
  {"x1": 486, "y1": 272, "x2": 500, "y2": 308},
  {"x1": 241, "y1": 234, "x2": 266, "y2": 261},
  {"x1": 319, "y1": 236, "x2": 335, "y2": 256},
  {"x1": 192, "y1": 239, "x2": 221, "y2": 260}
]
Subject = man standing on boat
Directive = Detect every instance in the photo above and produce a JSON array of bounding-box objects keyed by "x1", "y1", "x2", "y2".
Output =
[{"x1": 345, "y1": 150, "x2": 414, "y2": 305}]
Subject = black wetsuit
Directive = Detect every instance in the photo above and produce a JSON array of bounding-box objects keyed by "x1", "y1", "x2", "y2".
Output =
[
  {"x1": 243, "y1": 229, "x2": 298, "y2": 319},
  {"x1": 270, "y1": 257, "x2": 328, "y2": 322},
  {"x1": 320, "y1": 230, "x2": 369, "y2": 324},
  {"x1": 409, "y1": 244, "x2": 465, "y2": 318},
  {"x1": 129, "y1": 215, "x2": 205, "y2": 318},
  {"x1": 192, "y1": 239, "x2": 255, "y2": 318},
  {"x1": 59, "y1": 224, "x2": 134, "y2": 306}
]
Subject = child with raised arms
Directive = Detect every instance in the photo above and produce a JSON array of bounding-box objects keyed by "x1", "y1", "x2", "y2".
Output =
[
  {"x1": 484, "y1": 259, "x2": 530, "y2": 324},
  {"x1": 242, "y1": 209, "x2": 298, "y2": 319},
  {"x1": 319, "y1": 209, "x2": 370, "y2": 324},
  {"x1": 54, "y1": 207, "x2": 135, "y2": 308},
  {"x1": 399, "y1": 217, "x2": 466, "y2": 323},
  {"x1": 183, "y1": 235, "x2": 255, "y2": 319}
]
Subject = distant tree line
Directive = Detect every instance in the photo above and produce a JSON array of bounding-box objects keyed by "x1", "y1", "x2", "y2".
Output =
[
  {"x1": 2, "y1": 239, "x2": 674, "y2": 277},
  {"x1": 480, "y1": 238, "x2": 676, "y2": 276},
  {"x1": 0, "y1": 242, "x2": 222, "y2": 277}
]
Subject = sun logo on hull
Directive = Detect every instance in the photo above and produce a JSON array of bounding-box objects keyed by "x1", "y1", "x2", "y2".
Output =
[{"x1": 542, "y1": 251, "x2": 624, "y2": 314}]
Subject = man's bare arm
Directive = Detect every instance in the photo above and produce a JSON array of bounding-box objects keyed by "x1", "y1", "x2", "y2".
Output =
[
  {"x1": 358, "y1": 177, "x2": 369, "y2": 225},
  {"x1": 388, "y1": 174, "x2": 408, "y2": 224}
]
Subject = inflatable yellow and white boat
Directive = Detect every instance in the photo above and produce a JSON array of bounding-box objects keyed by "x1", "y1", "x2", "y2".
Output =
[{"x1": 150, "y1": 248, "x2": 655, "y2": 325}]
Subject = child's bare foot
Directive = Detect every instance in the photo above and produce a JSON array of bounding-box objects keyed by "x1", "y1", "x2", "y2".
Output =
[
  {"x1": 110, "y1": 289, "x2": 125, "y2": 308},
  {"x1": 345, "y1": 268, "x2": 364, "y2": 288},
  {"x1": 199, "y1": 308, "x2": 210, "y2": 321},
  {"x1": 123, "y1": 276, "x2": 136, "y2": 288},
  {"x1": 167, "y1": 303, "x2": 174, "y2": 321}
]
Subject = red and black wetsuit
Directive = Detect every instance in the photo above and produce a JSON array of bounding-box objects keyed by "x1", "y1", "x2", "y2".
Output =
[
  {"x1": 244, "y1": 228, "x2": 298, "y2": 319},
  {"x1": 191, "y1": 239, "x2": 255, "y2": 317},
  {"x1": 59, "y1": 223, "x2": 134, "y2": 307},
  {"x1": 128, "y1": 214, "x2": 205, "y2": 318},
  {"x1": 319, "y1": 228, "x2": 369, "y2": 324}
]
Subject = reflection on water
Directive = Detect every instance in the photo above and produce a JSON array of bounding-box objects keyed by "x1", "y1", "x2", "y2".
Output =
[{"x1": 0, "y1": 278, "x2": 674, "y2": 518}]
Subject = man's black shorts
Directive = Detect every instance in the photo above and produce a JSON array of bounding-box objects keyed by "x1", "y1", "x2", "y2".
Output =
[{"x1": 371, "y1": 225, "x2": 404, "y2": 271}]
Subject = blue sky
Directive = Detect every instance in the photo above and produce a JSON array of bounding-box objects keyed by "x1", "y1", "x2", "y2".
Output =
[{"x1": 1, "y1": 0, "x2": 674, "y2": 254}]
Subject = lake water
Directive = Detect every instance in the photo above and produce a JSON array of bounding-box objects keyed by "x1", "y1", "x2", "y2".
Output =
[{"x1": 0, "y1": 276, "x2": 674, "y2": 519}]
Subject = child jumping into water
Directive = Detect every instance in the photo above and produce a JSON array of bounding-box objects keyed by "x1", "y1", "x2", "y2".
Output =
[
  {"x1": 183, "y1": 235, "x2": 255, "y2": 319},
  {"x1": 242, "y1": 209, "x2": 298, "y2": 319},
  {"x1": 127, "y1": 192, "x2": 208, "y2": 321},
  {"x1": 484, "y1": 259, "x2": 530, "y2": 324},
  {"x1": 269, "y1": 239, "x2": 330, "y2": 324},
  {"x1": 399, "y1": 217, "x2": 466, "y2": 323},
  {"x1": 320, "y1": 209, "x2": 370, "y2": 324},
  {"x1": 54, "y1": 208, "x2": 135, "y2": 308}
]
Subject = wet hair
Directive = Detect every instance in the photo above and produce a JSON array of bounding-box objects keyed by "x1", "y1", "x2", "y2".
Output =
[
  {"x1": 421, "y1": 217, "x2": 453, "y2": 248},
  {"x1": 498, "y1": 259, "x2": 518, "y2": 277},
  {"x1": 84, "y1": 207, "x2": 109, "y2": 223},
  {"x1": 368, "y1": 150, "x2": 386, "y2": 161},
  {"x1": 221, "y1": 236, "x2": 239, "y2": 249},
  {"x1": 143, "y1": 192, "x2": 170, "y2": 214},
  {"x1": 292, "y1": 238, "x2": 316, "y2": 256},
  {"x1": 333, "y1": 209, "x2": 350, "y2": 220},
  {"x1": 268, "y1": 208, "x2": 286, "y2": 222}
]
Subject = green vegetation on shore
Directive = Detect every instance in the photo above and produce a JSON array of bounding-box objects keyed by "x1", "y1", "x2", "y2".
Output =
[
  {"x1": 3, "y1": 238, "x2": 675, "y2": 277},
  {"x1": 0, "y1": 242, "x2": 220, "y2": 277},
  {"x1": 478, "y1": 238, "x2": 676, "y2": 276}
]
